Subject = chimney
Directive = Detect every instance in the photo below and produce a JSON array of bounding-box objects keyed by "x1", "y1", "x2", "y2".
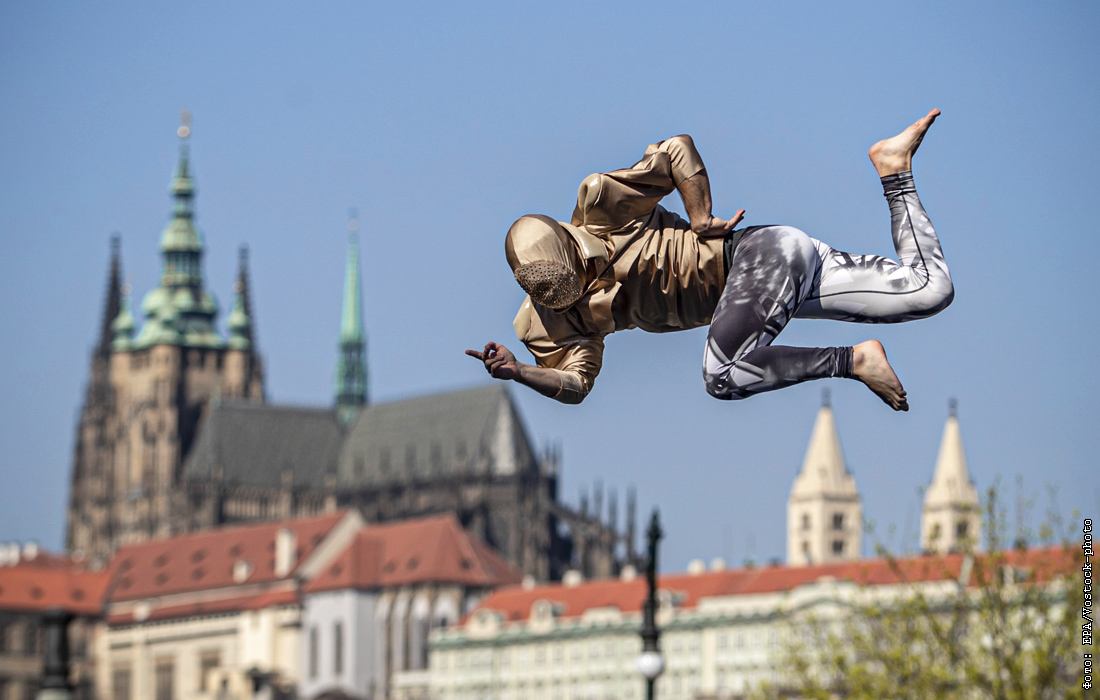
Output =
[
  {"x1": 562, "y1": 570, "x2": 583, "y2": 588},
  {"x1": 275, "y1": 528, "x2": 297, "y2": 578}
]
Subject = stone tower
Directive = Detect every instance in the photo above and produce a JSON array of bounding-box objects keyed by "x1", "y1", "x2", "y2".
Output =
[
  {"x1": 921, "y1": 399, "x2": 980, "y2": 553},
  {"x1": 787, "y1": 391, "x2": 862, "y2": 566},
  {"x1": 66, "y1": 116, "x2": 264, "y2": 565},
  {"x1": 335, "y1": 213, "x2": 368, "y2": 425}
]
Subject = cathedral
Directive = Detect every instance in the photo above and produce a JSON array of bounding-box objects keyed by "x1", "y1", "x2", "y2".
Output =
[{"x1": 65, "y1": 120, "x2": 632, "y2": 581}]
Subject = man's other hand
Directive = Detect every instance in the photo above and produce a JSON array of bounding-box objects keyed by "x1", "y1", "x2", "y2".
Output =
[{"x1": 465, "y1": 342, "x2": 521, "y2": 381}]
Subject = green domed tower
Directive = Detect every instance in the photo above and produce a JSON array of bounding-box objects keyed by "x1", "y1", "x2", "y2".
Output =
[{"x1": 134, "y1": 116, "x2": 224, "y2": 349}]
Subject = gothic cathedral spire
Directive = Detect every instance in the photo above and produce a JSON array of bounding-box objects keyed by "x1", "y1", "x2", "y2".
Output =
[
  {"x1": 921, "y1": 399, "x2": 980, "y2": 553},
  {"x1": 96, "y1": 235, "x2": 123, "y2": 359},
  {"x1": 335, "y1": 211, "x2": 368, "y2": 424},
  {"x1": 228, "y1": 246, "x2": 255, "y2": 350},
  {"x1": 787, "y1": 390, "x2": 863, "y2": 566}
]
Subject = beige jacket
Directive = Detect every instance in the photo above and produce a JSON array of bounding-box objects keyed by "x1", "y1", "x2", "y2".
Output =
[{"x1": 513, "y1": 135, "x2": 728, "y2": 404}]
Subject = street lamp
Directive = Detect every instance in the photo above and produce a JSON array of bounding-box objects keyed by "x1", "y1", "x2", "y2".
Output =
[{"x1": 636, "y1": 509, "x2": 664, "y2": 700}]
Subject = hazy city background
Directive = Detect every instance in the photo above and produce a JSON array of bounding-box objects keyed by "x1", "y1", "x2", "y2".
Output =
[{"x1": 1, "y1": 1, "x2": 1096, "y2": 570}]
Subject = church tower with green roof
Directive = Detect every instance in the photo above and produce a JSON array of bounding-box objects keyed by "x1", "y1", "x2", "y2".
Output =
[
  {"x1": 335, "y1": 213, "x2": 368, "y2": 425},
  {"x1": 67, "y1": 114, "x2": 264, "y2": 564}
]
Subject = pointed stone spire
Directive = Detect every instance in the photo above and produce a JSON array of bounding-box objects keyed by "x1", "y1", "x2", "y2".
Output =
[
  {"x1": 135, "y1": 111, "x2": 223, "y2": 349},
  {"x1": 790, "y1": 390, "x2": 851, "y2": 498},
  {"x1": 787, "y1": 391, "x2": 862, "y2": 566},
  {"x1": 96, "y1": 236, "x2": 123, "y2": 358},
  {"x1": 228, "y1": 246, "x2": 253, "y2": 350},
  {"x1": 921, "y1": 398, "x2": 980, "y2": 553},
  {"x1": 112, "y1": 283, "x2": 135, "y2": 352},
  {"x1": 335, "y1": 210, "x2": 368, "y2": 424}
]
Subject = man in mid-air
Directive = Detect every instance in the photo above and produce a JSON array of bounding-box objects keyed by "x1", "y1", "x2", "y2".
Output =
[{"x1": 467, "y1": 110, "x2": 952, "y2": 411}]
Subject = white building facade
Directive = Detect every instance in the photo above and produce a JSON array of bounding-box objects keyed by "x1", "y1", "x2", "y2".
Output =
[{"x1": 429, "y1": 562, "x2": 918, "y2": 700}]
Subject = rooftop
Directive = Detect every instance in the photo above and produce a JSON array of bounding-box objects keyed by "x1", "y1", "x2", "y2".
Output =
[
  {"x1": 468, "y1": 545, "x2": 1079, "y2": 625},
  {"x1": 0, "y1": 553, "x2": 109, "y2": 616}
]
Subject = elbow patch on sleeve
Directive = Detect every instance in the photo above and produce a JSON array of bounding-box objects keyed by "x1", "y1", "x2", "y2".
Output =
[
  {"x1": 550, "y1": 368, "x2": 589, "y2": 405},
  {"x1": 662, "y1": 135, "x2": 706, "y2": 186}
]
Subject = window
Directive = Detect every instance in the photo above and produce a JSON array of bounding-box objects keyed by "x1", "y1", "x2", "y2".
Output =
[
  {"x1": 831, "y1": 540, "x2": 844, "y2": 555},
  {"x1": 956, "y1": 520, "x2": 969, "y2": 538},
  {"x1": 334, "y1": 622, "x2": 344, "y2": 675},
  {"x1": 197, "y1": 651, "x2": 219, "y2": 692},
  {"x1": 717, "y1": 632, "x2": 728, "y2": 650},
  {"x1": 154, "y1": 657, "x2": 174, "y2": 700},
  {"x1": 112, "y1": 665, "x2": 131, "y2": 700},
  {"x1": 24, "y1": 623, "x2": 38, "y2": 656},
  {"x1": 418, "y1": 616, "x2": 430, "y2": 671},
  {"x1": 801, "y1": 513, "x2": 810, "y2": 531},
  {"x1": 832, "y1": 513, "x2": 844, "y2": 530},
  {"x1": 309, "y1": 626, "x2": 318, "y2": 679}
]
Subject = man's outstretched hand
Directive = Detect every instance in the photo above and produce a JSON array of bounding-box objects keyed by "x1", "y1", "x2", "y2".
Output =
[
  {"x1": 691, "y1": 210, "x2": 746, "y2": 238},
  {"x1": 465, "y1": 342, "x2": 521, "y2": 381}
]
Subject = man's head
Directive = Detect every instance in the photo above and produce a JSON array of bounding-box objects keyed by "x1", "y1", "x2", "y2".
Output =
[{"x1": 505, "y1": 215, "x2": 586, "y2": 310}]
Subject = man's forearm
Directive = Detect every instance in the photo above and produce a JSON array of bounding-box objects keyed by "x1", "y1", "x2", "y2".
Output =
[
  {"x1": 679, "y1": 170, "x2": 715, "y2": 231},
  {"x1": 515, "y1": 362, "x2": 564, "y2": 399}
]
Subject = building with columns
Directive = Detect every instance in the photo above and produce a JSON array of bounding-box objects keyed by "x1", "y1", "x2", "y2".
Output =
[
  {"x1": 66, "y1": 118, "x2": 633, "y2": 582},
  {"x1": 785, "y1": 393, "x2": 862, "y2": 566},
  {"x1": 920, "y1": 400, "x2": 981, "y2": 553}
]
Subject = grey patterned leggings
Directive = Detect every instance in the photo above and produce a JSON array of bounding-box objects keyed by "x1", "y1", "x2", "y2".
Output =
[{"x1": 702, "y1": 171, "x2": 953, "y2": 400}]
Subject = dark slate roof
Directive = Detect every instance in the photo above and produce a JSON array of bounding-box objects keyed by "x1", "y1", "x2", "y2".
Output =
[
  {"x1": 183, "y1": 402, "x2": 343, "y2": 489},
  {"x1": 337, "y1": 384, "x2": 536, "y2": 488}
]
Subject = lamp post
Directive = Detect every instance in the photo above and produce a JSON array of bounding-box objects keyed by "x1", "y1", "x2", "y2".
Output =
[{"x1": 636, "y1": 509, "x2": 664, "y2": 700}]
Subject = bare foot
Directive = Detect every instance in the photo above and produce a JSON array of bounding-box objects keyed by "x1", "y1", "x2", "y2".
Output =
[
  {"x1": 868, "y1": 109, "x2": 941, "y2": 177},
  {"x1": 852, "y1": 340, "x2": 908, "y2": 411}
]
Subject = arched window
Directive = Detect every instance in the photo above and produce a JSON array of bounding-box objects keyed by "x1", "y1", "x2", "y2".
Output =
[{"x1": 409, "y1": 593, "x2": 431, "y2": 671}]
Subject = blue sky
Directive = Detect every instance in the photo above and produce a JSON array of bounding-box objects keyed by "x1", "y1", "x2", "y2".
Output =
[{"x1": 1, "y1": 2, "x2": 1097, "y2": 570}]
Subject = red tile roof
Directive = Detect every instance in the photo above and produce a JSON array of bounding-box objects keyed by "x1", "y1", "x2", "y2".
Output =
[
  {"x1": 469, "y1": 545, "x2": 1079, "y2": 625},
  {"x1": 106, "y1": 588, "x2": 299, "y2": 625},
  {"x1": 102, "y1": 512, "x2": 520, "y2": 625},
  {"x1": 106, "y1": 511, "x2": 346, "y2": 603},
  {"x1": 0, "y1": 560, "x2": 109, "y2": 616},
  {"x1": 304, "y1": 514, "x2": 522, "y2": 593}
]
